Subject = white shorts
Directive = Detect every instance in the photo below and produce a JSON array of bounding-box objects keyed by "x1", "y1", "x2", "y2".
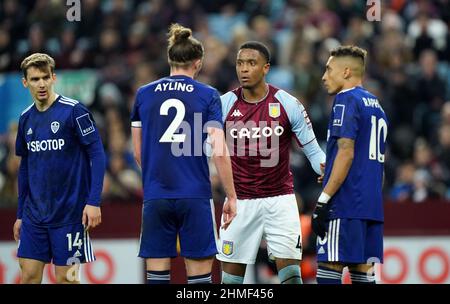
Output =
[{"x1": 216, "y1": 194, "x2": 302, "y2": 264}]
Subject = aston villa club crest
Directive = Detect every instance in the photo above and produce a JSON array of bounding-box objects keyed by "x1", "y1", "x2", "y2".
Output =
[
  {"x1": 51, "y1": 121, "x2": 60, "y2": 134},
  {"x1": 268, "y1": 103, "x2": 280, "y2": 118},
  {"x1": 222, "y1": 240, "x2": 234, "y2": 256}
]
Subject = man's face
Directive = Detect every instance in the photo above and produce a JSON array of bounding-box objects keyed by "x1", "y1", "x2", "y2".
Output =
[
  {"x1": 322, "y1": 56, "x2": 344, "y2": 95},
  {"x1": 22, "y1": 66, "x2": 56, "y2": 103},
  {"x1": 236, "y1": 48, "x2": 269, "y2": 89}
]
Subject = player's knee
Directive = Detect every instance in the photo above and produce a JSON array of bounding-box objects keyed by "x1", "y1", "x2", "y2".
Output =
[
  {"x1": 347, "y1": 263, "x2": 373, "y2": 273},
  {"x1": 185, "y1": 257, "x2": 214, "y2": 277},
  {"x1": 20, "y1": 269, "x2": 43, "y2": 284},
  {"x1": 222, "y1": 262, "x2": 246, "y2": 277},
  {"x1": 19, "y1": 259, "x2": 45, "y2": 283}
]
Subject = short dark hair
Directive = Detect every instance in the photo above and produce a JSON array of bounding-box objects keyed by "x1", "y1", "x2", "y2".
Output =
[
  {"x1": 20, "y1": 53, "x2": 55, "y2": 78},
  {"x1": 239, "y1": 41, "x2": 271, "y2": 63},
  {"x1": 167, "y1": 23, "x2": 204, "y2": 68},
  {"x1": 330, "y1": 45, "x2": 367, "y2": 65}
]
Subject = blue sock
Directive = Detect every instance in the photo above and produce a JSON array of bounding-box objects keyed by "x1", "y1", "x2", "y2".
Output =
[
  {"x1": 188, "y1": 273, "x2": 212, "y2": 284},
  {"x1": 350, "y1": 270, "x2": 376, "y2": 284},
  {"x1": 221, "y1": 271, "x2": 244, "y2": 284},
  {"x1": 146, "y1": 270, "x2": 170, "y2": 284},
  {"x1": 278, "y1": 264, "x2": 302, "y2": 284},
  {"x1": 316, "y1": 265, "x2": 342, "y2": 284}
]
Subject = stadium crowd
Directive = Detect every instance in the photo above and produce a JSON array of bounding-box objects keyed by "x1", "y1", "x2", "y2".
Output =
[{"x1": 0, "y1": 0, "x2": 449, "y2": 214}]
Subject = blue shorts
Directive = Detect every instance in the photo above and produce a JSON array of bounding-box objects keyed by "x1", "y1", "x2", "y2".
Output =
[
  {"x1": 17, "y1": 221, "x2": 95, "y2": 266},
  {"x1": 138, "y1": 198, "x2": 218, "y2": 259},
  {"x1": 316, "y1": 218, "x2": 383, "y2": 264}
]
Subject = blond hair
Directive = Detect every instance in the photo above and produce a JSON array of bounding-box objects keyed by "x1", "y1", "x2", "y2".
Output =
[{"x1": 20, "y1": 53, "x2": 55, "y2": 78}]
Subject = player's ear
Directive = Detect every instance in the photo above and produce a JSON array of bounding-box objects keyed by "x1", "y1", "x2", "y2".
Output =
[
  {"x1": 263, "y1": 62, "x2": 270, "y2": 76},
  {"x1": 191, "y1": 59, "x2": 202, "y2": 78},
  {"x1": 22, "y1": 77, "x2": 28, "y2": 88},
  {"x1": 194, "y1": 59, "x2": 202, "y2": 73},
  {"x1": 52, "y1": 73, "x2": 57, "y2": 81},
  {"x1": 343, "y1": 67, "x2": 352, "y2": 79}
]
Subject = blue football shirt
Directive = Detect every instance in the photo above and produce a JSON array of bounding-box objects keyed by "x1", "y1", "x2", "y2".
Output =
[
  {"x1": 131, "y1": 75, "x2": 223, "y2": 200},
  {"x1": 15, "y1": 95, "x2": 103, "y2": 227},
  {"x1": 324, "y1": 86, "x2": 388, "y2": 222}
]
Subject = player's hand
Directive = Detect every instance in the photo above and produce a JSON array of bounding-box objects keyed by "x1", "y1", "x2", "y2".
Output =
[
  {"x1": 312, "y1": 201, "x2": 329, "y2": 239},
  {"x1": 221, "y1": 197, "x2": 237, "y2": 230},
  {"x1": 317, "y1": 162, "x2": 325, "y2": 184},
  {"x1": 82, "y1": 205, "x2": 102, "y2": 231},
  {"x1": 13, "y1": 219, "x2": 22, "y2": 242}
]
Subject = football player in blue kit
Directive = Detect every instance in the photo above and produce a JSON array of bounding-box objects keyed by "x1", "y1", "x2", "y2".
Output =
[
  {"x1": 312, "y1": 46, "x2": 388, "y2": 284},
  {"x1": 131, "y1": 24, "x2": 237, "y2": 284},
  {"x1": 13, "y1": 53, "x2": 106, "y2": 283}
]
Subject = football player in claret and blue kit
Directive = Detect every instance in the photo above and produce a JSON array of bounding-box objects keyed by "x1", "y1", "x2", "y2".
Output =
[{"x1": 217, "y1": 41, "x2": 326, "y2": 284}]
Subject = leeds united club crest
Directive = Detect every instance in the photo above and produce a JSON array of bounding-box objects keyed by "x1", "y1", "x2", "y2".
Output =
[{"x1": 51, "y1": 121, "x2": 60, "y2": 134}]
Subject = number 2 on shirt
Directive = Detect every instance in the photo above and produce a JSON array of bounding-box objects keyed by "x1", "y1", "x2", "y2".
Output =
[{"x1": 159, "y1": 99, "x2": 186, "y2": 143}]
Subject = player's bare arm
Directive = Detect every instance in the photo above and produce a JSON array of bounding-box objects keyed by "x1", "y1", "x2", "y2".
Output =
[
  {"x1": 207, "y1": 126, "x2": 237, "y2": 230},
  {"x1": 312, "y1": 137, "x2": 354, "y2": 238},
  {"x1": 131, "y1": 127, "x2": 142, "y2": 167},
  {"x1": 13, "y1": 219, "x2": 22, "y2": 242},
  {"x1": 322, "y1": 137, "x2": 354, "y2": 197},
  {"x1": 15, "y1": 156, "x2": 28, "y2": 242}
]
